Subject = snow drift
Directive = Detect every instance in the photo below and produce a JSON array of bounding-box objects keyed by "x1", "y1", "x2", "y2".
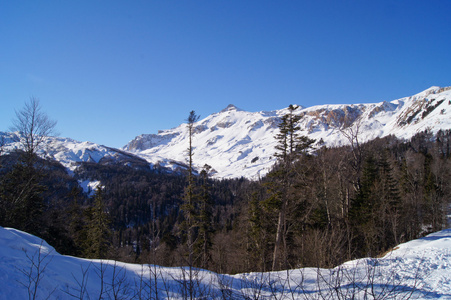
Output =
[{"x1": 0, "y1": 226, "x2": 450, "y2": 299}]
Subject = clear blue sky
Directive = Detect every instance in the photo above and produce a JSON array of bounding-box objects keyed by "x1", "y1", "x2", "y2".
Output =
[{"x1": 1, "y1": 1, "x2": 450, "y2": 148}]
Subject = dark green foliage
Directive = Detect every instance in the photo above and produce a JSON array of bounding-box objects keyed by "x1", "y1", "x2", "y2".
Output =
[
  {"x1": 0, "y1": 156, "x2": 45, "y2": 235},
  {"x1": 274, "y1": 104, "x2": 310, "y2": 161},
  {"x1": 193, "y1": 165, "x2": 214, "y2": 269},
  {"x1": 349, "y1": 151, "x2": 402, "y2": 256},
  {"x1": 83, "y1": 187, "x2": 111, "y2": 259},
  {"x1": 266, "y1": 104, "x2": 315, "y2": 270},
  {"x1": 0, "y1": 151, "x2": 88, "y2": 254},
  {"x1": 181, "y1": 110, "x2": 200, "y2": 274},
  {"x1": 65, "y1": 189, "x2": 86, "y2": 256},
  {"x1": 246, "y1": 190, "x2": 274, "y2": 272}
]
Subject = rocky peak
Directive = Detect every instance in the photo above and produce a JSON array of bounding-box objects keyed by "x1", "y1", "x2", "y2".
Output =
[{"x1": 220, "y1": 104, "x2": 241, "y2": 112}]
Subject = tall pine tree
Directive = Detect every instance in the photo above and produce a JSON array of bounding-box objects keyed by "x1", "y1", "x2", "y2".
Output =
[
  {"x1": 266, "y1": 104, "x2": 314, "y2": 270},
  {"x1": 83, "y1": 187, "x2": 111, "y2": 259},
  {"x1": 181, "y1": 110, "x2": 200, "y2": 300},
  {"x1": 194, "y1": 164, "x2": 214, "y2": 269}
]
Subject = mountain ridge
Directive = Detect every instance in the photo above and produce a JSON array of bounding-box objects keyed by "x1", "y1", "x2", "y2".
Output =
[
  {"x1": 123, "y1": 85, "x2": 451, "y2": 179},
  {"x1": 2, "y1": 86, "x2": 451, "y2": 180}
]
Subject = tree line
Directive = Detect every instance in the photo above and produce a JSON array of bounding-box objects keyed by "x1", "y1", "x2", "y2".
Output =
[{"x1": 1, "y1": 99, "x2": 450, "y2": 276}]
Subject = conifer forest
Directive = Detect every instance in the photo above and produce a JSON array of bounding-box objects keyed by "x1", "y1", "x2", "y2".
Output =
[{"x1": 1, "y1": 104, "x2": 450, "y2": 277}]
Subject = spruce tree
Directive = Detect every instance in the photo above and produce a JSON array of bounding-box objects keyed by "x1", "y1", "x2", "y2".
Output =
[
  {"x1": 248, "y1": 190, "x2": 273, "y2": 272},
  {"x1": 181, "y1": 110, "x2": 199, "y2": 300},
  {"x1": 182, "y1": 110, "x2": 199, "y2": 260},
  {"x1": 66, "y1": 187, "x2": 86, "y2": 256},
  {"x1": 194, "y1": 164, "x2": 214, "y2": 269},
  {"x1": 84, "y1": 187, "x2": 111, "y2": 259},
  {"x1": 350, "y1": 151, "x2": 402, "y2": 256},
  {"x1": 267, "y1": 104, "x2": 314, "y2": 270}
]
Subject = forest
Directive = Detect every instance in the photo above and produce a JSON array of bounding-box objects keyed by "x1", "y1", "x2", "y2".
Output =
[{"x1": 1, "y1": 102, "x2": 450, "y2": 276}]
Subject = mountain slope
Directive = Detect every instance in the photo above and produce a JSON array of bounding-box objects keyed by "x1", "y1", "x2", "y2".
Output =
[
  {"x1": 2, "y1": 86, "x2": 451, "y2": 180},
  {"x1": 0, "y1": 132, "x2": 151, "y2": 193},
  {"x1": 124, "y1": 86, "x2": 451, "y2": 179},
  {"x1": 0, "y1": 132, "x2": 149, "y2": 172}
]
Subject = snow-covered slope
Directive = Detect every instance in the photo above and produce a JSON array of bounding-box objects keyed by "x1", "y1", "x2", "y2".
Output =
[
  {"x1": 124, "y1": 104, "x2": 283, "y2": 179},
  {"x1": 124, "y1": 86, "x2": 451, "y2": 179},
  {"x1": 0, "y1": 225, "x2": 450, "y2": 299},
  {"x1": 0, "y1": 132, "x2": 148, "y2": 173},
  {"x1": 0, "y1": 132, "x2": 150, "y2": 193},
  {"x1": 2, "y1": 86, "x2": 451, "y2": 180}
]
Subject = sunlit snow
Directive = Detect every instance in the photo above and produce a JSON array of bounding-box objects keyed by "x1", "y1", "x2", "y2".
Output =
[
  {"x1": 0, "y1": 226, "x2": 450, "y2": 299},
  {"x1": 1, "y1": 86, "x2": 451, "y2": 181}
]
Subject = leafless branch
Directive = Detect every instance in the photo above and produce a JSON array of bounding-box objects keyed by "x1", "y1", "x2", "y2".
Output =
[
  {"x1": 17, "y1": 241, "x2": 55, "y2": 300},
  {"x1": 10, "y1": 97, "x2": 57, "y2": 164}
]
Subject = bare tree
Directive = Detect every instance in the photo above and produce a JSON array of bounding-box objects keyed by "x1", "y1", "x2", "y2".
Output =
[
  {"x1": 93, "y1": 260, "x2": 108, "y2": 299},
  {"x1": 311, "y1": 254, "x2": 424, "y2": 300},
  {"x1": 63, "y1": 263, "x2": 92, "y2": 299},
  {"x1": 339, "y1": 116, "x2": 363, "y2": 192},
  {"x1": 10, "y1": 97, "x2": 57, "y2": 165},
  {"x1": 107, "y1": 261, "x2": 131, "y2": 299},
  {"x1": 17, "y1": 241, "x2": 55, "y2": 300},
  {"x1": 2, "y1": 99, "x2": 56, "y2": 233}
]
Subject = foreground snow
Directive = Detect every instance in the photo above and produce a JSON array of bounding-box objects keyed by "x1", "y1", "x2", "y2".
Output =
[{"x1": 0, "y1": 227, "x2": 450, "y2": 299}]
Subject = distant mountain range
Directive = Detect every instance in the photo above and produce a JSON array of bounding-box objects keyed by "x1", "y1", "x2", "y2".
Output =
[{"x1": 2, "y1": 86, "x2": 451, "y2": 180}]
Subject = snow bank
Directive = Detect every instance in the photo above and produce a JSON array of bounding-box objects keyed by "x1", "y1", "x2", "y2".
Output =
[{"x1": 0, "y1": 226, "x2": 450, "y2": 299}]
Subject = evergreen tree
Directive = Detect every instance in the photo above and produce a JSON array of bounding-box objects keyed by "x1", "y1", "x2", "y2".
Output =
[
  {"x1": 266, "y1": 104, "x2": 315, "y2": 270},
  {"x1": 194, "y1": 164, "x2": 214, "y2": 269},
  {"x1": 0, "y1": 154, "x2": 46, "y2": 236},
  {"x1": 181, "y1": 110, "x2": 200, "y2": 299},
  {"x1": 274, "y1": 105, "x2": 301, "y2": 161},
  {"x1": 83, "y1": 187, "x2": 111, "y2": 259},
  {"x1": 377, "y1": 150, "x2": 402, "y2": 247},
  {"x1": 66, "y1": 187, "x2": 86, "y2": 256},
  {"x1": 247, "y1": 190, "x2": 273, "y2": 272},
  {"x1": 182, "y1": 110, "x2": 200, "y2": 259},
  {"x1": 350, "y1": 150, "x2": 402, "y2": 256},
  {"x1": 349, "y1": 154, "x2": 380, "y2": 255}
]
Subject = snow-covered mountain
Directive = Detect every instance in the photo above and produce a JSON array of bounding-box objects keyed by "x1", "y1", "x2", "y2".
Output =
[
  {"x1": 123, "y1": 86, "x2": 451, "y2": 179},
  {"x1": 0, "y1": 132, "x2": 149, "y2": 173},
  {"x1": 2, "y1": 86, "x2": 451, "y2": 179},
  {"x1": 1, "y1": 225, "x2": 450, "y2": 299}
]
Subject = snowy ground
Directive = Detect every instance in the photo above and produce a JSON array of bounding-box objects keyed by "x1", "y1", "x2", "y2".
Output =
[{"x1": 0, "y1": 226, "x2": 450, "y2": 299}]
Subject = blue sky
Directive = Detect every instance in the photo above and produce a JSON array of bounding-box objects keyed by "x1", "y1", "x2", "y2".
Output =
[{"x1": 1, "y1": 1, "x2": 450, "y2": 148}]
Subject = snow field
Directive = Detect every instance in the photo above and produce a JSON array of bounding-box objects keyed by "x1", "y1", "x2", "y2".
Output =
[{"x1": 1, "y1": 226, "x2": 450, "y2": 299}]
